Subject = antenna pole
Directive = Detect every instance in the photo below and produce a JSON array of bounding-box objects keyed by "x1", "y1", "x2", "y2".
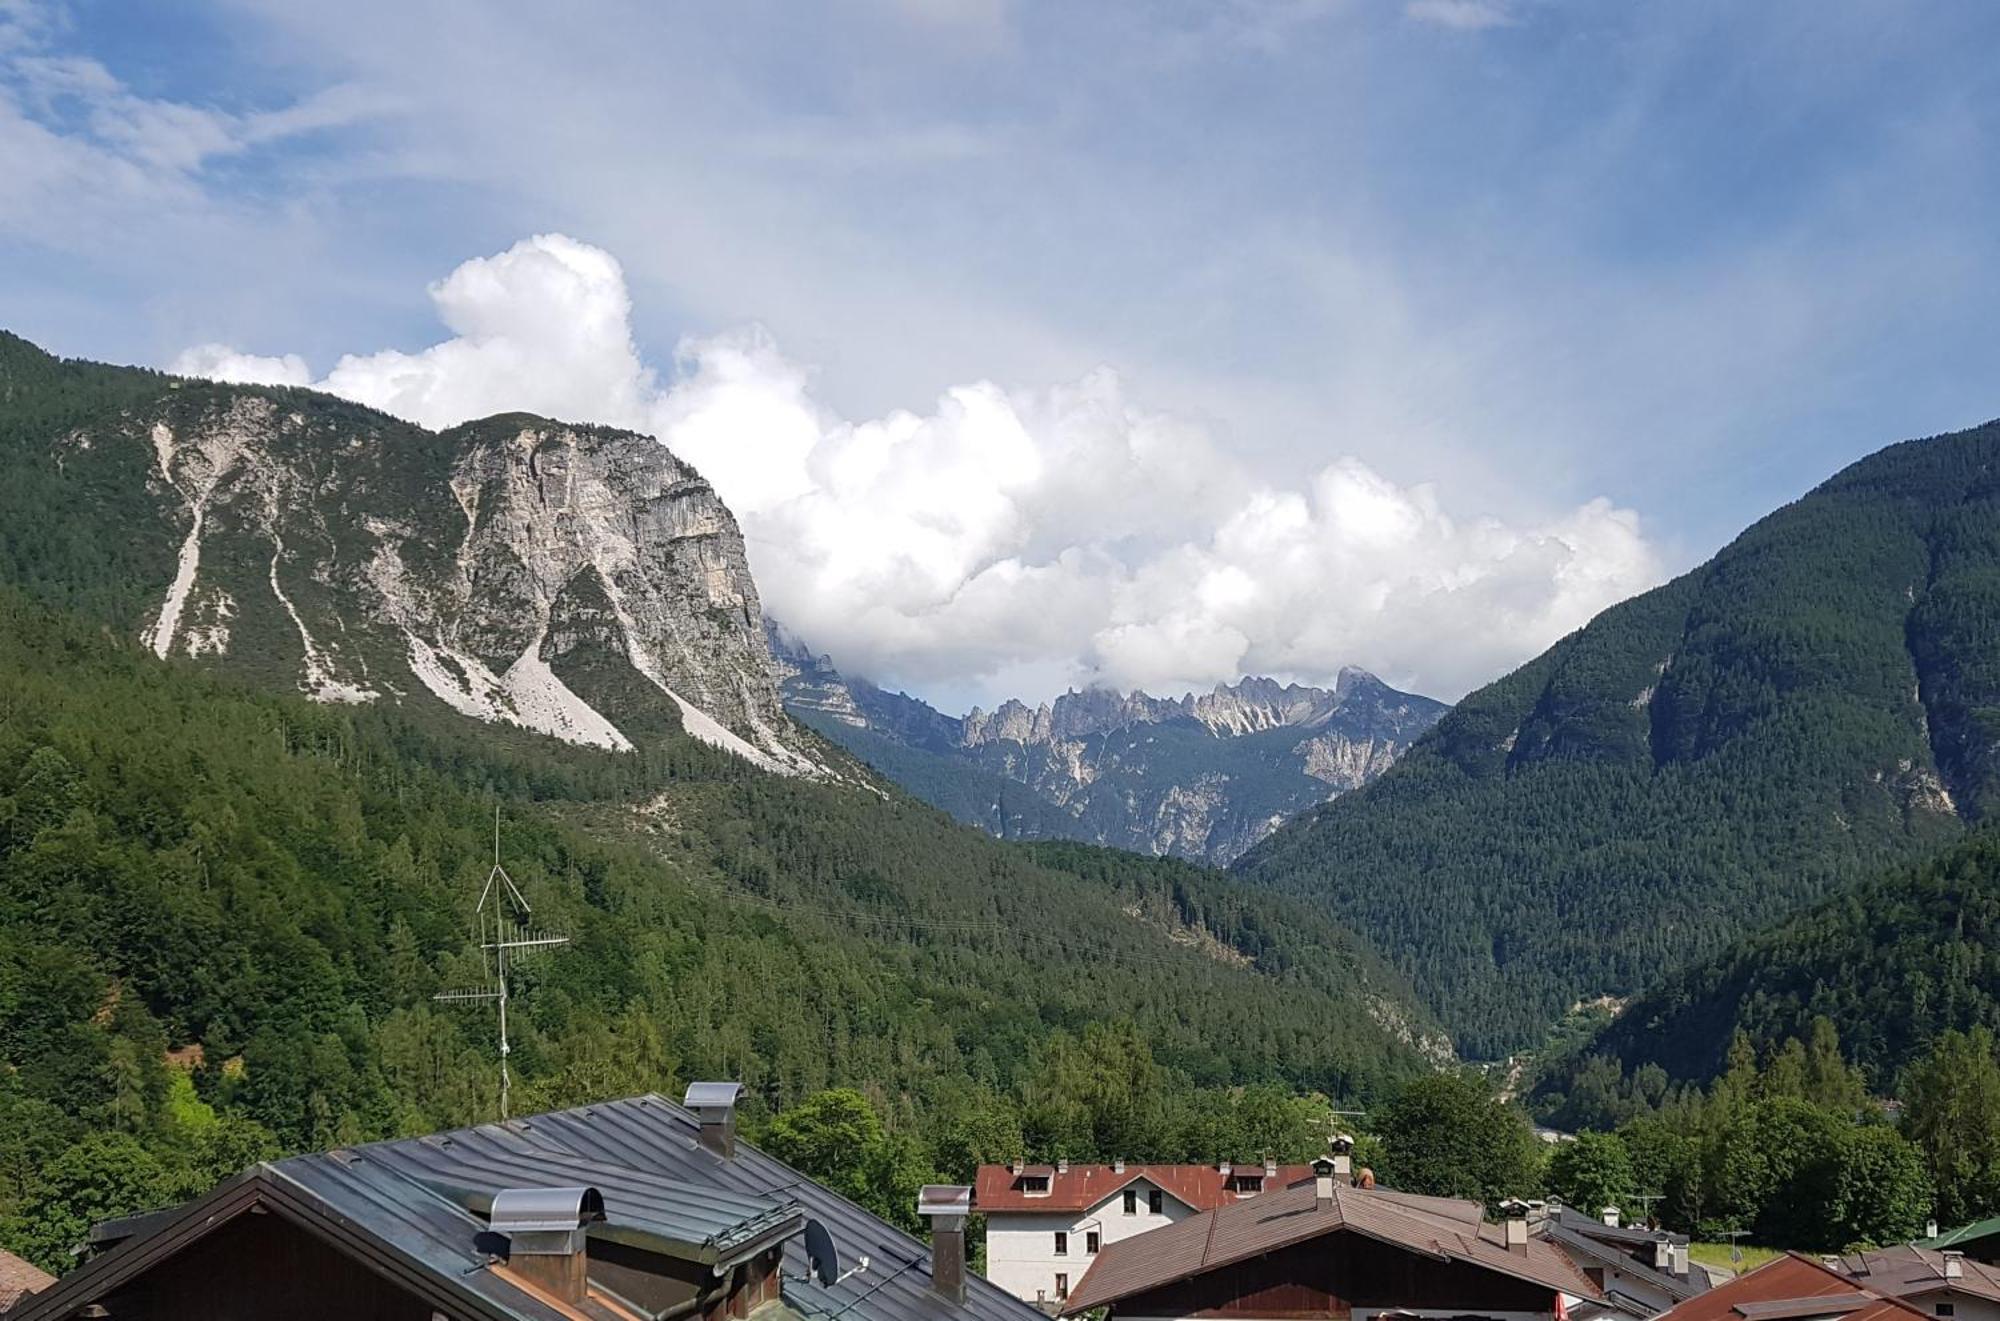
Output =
[{"x1": 433, "y1": 807, "x2": 566, "y2": 1123}]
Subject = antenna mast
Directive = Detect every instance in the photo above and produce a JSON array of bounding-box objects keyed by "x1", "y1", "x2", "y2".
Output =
[{"x1": 434, "y1": 805, "x2": 569, "y2": 1119}]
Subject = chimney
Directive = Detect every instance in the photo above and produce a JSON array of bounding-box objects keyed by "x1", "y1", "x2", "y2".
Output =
[
  {"x1": 1057, "y1": 1156, "x2": 1069, "y2": 1174},
  {"x1": 1928, "y1": 1220, "x2": 1941, "y2": 1240},
  {"x1": 1946, "y1": 1251, "x2": 1965, "y2": 1281},
  {"x1": 1670, "y1": 1244, "x2": 1689, "y2": 1277},
  {"x1": 1219, "y1": 1159, "x2": 1232, "y2": 1177},
  {"x1": 1653, "y1": 1238, "x2": 1673, "y2": 1271},
  {"x1": 1113, "y1": 1156, "x2": 1125, "y2": 1174},
  {"x1": 918, "y1": 1185, "x2": 972, "y2": 1304},
  {"x1": 1330, "y1": 1133, "x2": 1355, "y2": 1181},
  {"x1": 1010, "y1": 1157, "x2": 1023, "y2": 1175},
  {"x1": 1499, "y1": 1199, "x2": 1531, "y2": 1255},
  {"x1": 493, "y1": 1186, "x2": 606, "y2": 1305},
  {"x1": 1312, "y1": 1156, "x2": 1337, "y2": 1208},
  {"x1": 1264, "y1": 1156, "x2": 1277, "y2": 1180},
  {"x1": 1601, "y1": 1206, "x2": 1621, "y2": 1228},
  {"x1": 685, "y1": 1081, "x2": 743, "y2": 1159}
]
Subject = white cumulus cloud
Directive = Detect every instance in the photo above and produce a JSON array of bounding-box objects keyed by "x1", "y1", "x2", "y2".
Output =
[{"x1": 171, "y1": 234, "x2": 1663, "y2": 705}]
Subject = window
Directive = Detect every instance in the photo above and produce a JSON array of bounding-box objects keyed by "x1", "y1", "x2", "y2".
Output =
[
  {"x1": 1056, "y1": 1274, "x2": 1069, "y2": 1299},
  {"x1": 1231, "y1": 1174, "x2": 1264, "y2": 1194},
  {"x1": 1019, "y1": 1174, "x2": 1050, "y2": 1194},
  {"x1": 1123, "y1": 1189, "x2": 1137, "y2": 1215},
  {"x1": 1148, "y1": 1190, "x2": 1164, "y2": 1214},
  {"x1": 1054, "y1": 1231, "x2": 1068, "y2": 1256},
  {"x1": 1087, "y1": 1231, "x2": 1101, "y2": 1254},
  {"x1": 1936, "y1": 1307, "x2": 1955, "y2": 1318}
]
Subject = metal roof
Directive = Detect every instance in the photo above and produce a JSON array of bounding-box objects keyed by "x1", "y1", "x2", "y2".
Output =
[{"x1": 18, "y1": 1092, "x2": 1040, "y2": 1321}]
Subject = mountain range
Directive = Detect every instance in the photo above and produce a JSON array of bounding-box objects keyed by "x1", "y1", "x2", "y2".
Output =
[
  {"x1": 1236, "y1": 417, "x2": 2000, "y2": 1058},
  {"x1": 0, "y1": 330, "x2": 1449, "y2": 1183},
  {"x1": 769, "y1": 624, "x2": 1446, "y2": 864}
]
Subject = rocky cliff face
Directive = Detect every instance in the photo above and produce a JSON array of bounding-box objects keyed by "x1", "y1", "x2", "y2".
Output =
[
  {"x1": 768, "y1": 624, "x2": 1445, "y2": 863},
  {"x1": 46, "y1": 377, "x2": 817, "y2": 772}
]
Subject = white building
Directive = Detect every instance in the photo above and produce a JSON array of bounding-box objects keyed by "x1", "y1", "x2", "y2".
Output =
[{"x1": 974, "y1": 1158, "x2": 1312, "y2": 1308}]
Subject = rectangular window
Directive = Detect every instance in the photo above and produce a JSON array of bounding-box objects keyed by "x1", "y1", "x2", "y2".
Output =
[
  {"x1": 1056, "y1": 1273, "x2": 1069, "y2": 1299},
  {"x1": 1020, "y1": 1174, "x2": 1050, "y2": 1194},
  {"x1": 1123, "y1": 1189, "x2": 1137, "y2": 1214},
  {"x1": 1054, "y1": 1231, "x2": 1068, "y2": 1256},
  {"x1": 1087, "y1": 1231, "x2": 1101, "y2": 1254},
  {"x1": 1148, "y1": 1190, "x2": 1163, "y2": 1214},
  {"x1": 1936, "y1": 1307, "x2": 1955, "y2": 1318}
]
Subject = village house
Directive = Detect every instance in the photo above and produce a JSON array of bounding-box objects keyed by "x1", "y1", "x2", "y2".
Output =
[
  {"x1": 1925, "y1": 1223, "x2": 2000, "y2": 1269},
  {"x1": 0, "y1": 1251, "x2": 54, "y2": 1316},
  {"x1": 1537, "y1": 1205, "x2": 1718, "y2": 1320},
  {"x1": 1054, "y1": 1161, "x2": 1601, "y2": 1321},
  {"x1": 974, "y1": 1157, "x2": 1314, "y2": 1307},
  {"x1": 1651, "y1": 1252, "x2": 1925, "y2": 1321},
  {"x1": 1834, "y1": 1245, "x2": 2000, "y2": 1321},
  {"x1": 5, "y1": 1085, "x2": 1036, "y2": 1321}
]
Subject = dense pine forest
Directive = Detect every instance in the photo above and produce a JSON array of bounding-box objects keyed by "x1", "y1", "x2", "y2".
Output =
[
  {"x1": 1536, "y1": 828, "x2": 2000, "y2": 1115},
  {"x1": 1239, "y1": 420, "x2": 2000, "y2": 1056},
  {"x1": 0, "y1": 585, "x2": 1444, "y2": 1269}
]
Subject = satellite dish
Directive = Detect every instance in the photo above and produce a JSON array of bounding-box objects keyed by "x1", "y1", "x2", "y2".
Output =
[{"x1": 804, "y1": 1219, "x2": 840, "y2": 1287}]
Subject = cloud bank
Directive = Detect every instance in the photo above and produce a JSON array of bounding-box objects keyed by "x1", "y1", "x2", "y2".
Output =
[{"x1": 172, "y1": 234, "x2": 1662, "y2": 705}]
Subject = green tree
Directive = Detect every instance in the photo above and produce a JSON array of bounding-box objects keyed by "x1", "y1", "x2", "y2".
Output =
[
  {"x1": 1826, "y1": 1126, "x2": 1931, "y2": 1249},
  {"x1": 1546, "y1": 1132, "x2": 1635, "y2": 1222},
  {"x1": 1903, "y1": 1028, "x2": 2000, "y2": 1226},
  {"x1": 7, "y1": 1132, "x2": 169, "y2": 1272},
  {"x1": 1375, "y1": 1074, "x2": 1541, "y2": 1207},
  {"x1": 766, "y1": 1089, "x2": 890, "y2": 1203}
]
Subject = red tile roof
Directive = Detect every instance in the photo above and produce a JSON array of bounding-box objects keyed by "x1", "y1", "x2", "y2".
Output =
[
  {"x1": 0, "y1": 1247, "x2": 55, "y2": 1311},
  {"x1": 1057, "y1": 1178, "x2": 1600, "y2": 1315},
  {"x1": 973, "y1": 1163, "x2": 1315, "y2": 1214},
  {"x1": 1653, "y1": 1253, "x2": 1930, "y2": 1321}
]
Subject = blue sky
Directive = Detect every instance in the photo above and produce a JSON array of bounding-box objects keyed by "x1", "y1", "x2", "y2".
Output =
[{"x1": 4, "y1": 0, "x2": 1997, "y2": 708}]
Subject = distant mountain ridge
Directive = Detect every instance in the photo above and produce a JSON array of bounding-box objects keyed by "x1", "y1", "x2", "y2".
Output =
[
  {"x1": 1237, "y1": 418, "x2": 2000, "y2": 1057},
  {"x1": 768, "y1": 622, "x2": 1446, "y2": 863}
]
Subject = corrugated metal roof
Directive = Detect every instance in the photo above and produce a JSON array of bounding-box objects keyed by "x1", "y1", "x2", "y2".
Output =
[
  {"x1": 1834, "y1": 1245, "x2": 2000, "y2": 1306},
  {"x1": 497, "y1": 1095, "x2": 1040, "y2": 1321},
  {"x1": 1060, "y1": 1178, "x2": 1601, "y2": 1315},
  {"x1": 17, "y1": 1092, "x2": 1039, "y2": 1321}
]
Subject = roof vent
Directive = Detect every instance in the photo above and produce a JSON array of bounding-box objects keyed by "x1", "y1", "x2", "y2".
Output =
[
  {"x1": 685, "y1": 1081, "x2": 743, "y2": 1159},
  {"x1": 491, "y1": 1186, "x2": 605, "y2": 1305},
  {"x1": 918, "y1": 1185, "x2": 972, "y2": 1304}
]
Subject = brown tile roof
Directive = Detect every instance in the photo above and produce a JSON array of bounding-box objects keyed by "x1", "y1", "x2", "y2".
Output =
[
  {"x1": 973, "y1": 1163, "x2": 1314, "y2": 1214},
  {"x1": 1653, "y1": 1253, "x2": 1930, "y2": 1321},
  {"x1": 1056, "y1": 1179, "x2": 1600, "y2": 1315},
  {"x1": 1835, "y1": 1245, "x2": 2000, "y2": 1306},
  {"x1": 0, "y1": 1247, "x2": 56, "y2": 1311}
]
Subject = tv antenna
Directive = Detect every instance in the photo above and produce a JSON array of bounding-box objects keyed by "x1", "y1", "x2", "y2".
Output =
[{"x1": 434, "y1": 806, "x2": 569, "y2": 1119}]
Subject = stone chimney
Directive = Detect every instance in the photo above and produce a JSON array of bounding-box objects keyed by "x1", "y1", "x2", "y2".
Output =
[
  {"x1": 685, "y1": 1081, "x2": 743, "y2": 1159},
  {"x1": 1498, "y1": 1199, "x2": 1531, "y2": 1255},
  {"x1": 918, "y1": 1185, "x2": 972, "y2": 1304},
  {"x1": 493, "y1": 1186, "x2": 606, "y2": 1305},
  {"x1": 1946, "y1": 1251, "x2": 1965, "y2": 1281},
  {"x1": 1601, "y1": 1206, "x2": 1621, "y2": 1228}
]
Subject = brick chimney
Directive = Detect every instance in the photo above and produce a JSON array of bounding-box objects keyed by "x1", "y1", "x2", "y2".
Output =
[
  {"x1": 685, "y1": 1081, "x2": 743, "y2": 1159},
  {"x1": 493, "y1": 1186, "x2": 606, "y2": 1305},
  {"x1": 918, "y1": 1185, "x2": 972, "y2": 1304}
]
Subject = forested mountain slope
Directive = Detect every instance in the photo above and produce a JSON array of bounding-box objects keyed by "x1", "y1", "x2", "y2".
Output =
[
  {"x1": 770, "y1": 625, "x2": 1444, "y2": 864},
  {"x1": 1536, "y1": 828, "x2": 2000, "y2": 1119},
  {"x1": 1239, "y1": 419, "x2": 2000, "y2": 1057}
]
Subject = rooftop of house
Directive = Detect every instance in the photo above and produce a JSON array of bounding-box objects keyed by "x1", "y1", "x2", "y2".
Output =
[
  {"x1": 0, "y1": 1247, "x2": 56, "y2": 1313},
  {"x1": 1924, "y1": 1217, "x2": 2000, "y2": 1256},
  {"x1": 1537, "y1": 1210, "x2": 1719, "y2": 1309},
  {"x1": 1652, "y1": 1253, "x2": 1930, "y2": 1321},
  {"x1": 972, "y1": 1161, "x2": 1317, "y2": 1214},
  {"x1": 1834, "y1": 1244, "x2": 2000, "y2": 1305},
  {"x1": 12, "y1": 1092, "x2": 1036, "y2": 1321},
  {"x1": 1056, "y1": 1177, "x2": 1601, "y2": 1316}
]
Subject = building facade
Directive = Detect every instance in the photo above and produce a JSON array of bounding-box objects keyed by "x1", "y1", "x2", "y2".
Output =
[{"x1": 975, "y1": 1161, "x2": 1311, "y2": 1308}]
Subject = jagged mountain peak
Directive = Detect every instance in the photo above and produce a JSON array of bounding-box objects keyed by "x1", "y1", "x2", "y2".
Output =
[
  {"x1": 764, "y1": 623, "x2": 1447, "y2": 863},
  {"x1": 5, "y1": 344, "x2": 823, "y2": 775}
]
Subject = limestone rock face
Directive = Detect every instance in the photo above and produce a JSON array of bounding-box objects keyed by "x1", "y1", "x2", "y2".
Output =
[
  {"x1": 82, "y1": 386, "x2": 815, "y2": 771},
  {"x1": 772, "y1": 635, "x2": 1447, "y2": 863}
]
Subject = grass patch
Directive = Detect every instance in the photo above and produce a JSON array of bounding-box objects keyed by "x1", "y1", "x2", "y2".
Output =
[{"x1": 1689, "y1": 1243, "x2": 1786, "y2": 1274}]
